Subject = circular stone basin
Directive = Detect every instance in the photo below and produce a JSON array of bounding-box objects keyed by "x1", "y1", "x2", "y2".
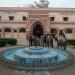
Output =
[{"x1": 0, "y1": 46, "x2": 72, "y2": 71}]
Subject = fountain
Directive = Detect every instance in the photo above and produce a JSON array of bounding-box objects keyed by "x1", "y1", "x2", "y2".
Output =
[{"x1": 0, "y1": 46, "x2": 72, "y2": 71}]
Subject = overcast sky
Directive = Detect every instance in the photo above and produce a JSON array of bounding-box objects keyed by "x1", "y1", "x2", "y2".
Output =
[{"x1": 0, "y1": 0, "x2": 74, "y2": 8}]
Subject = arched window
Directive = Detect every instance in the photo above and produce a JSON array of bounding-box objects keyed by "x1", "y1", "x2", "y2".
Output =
[
  {"x1": 4, "y1": 28, "x2": 11, "y2": 32},
  {"x1": 19, "y1": 28, "x2": 26, "y2": 33},
  {"x1": 65, "y1": 29, "x2": 72, "y2": 34},
  {"x1": 14, "y1": 29, "x2": 17, "y2": 33},
  {"x1": 50, "y1": 29, "x2": 57, "y2": 34},
  {"x1": 22, "y1": 16, "x2": 27, "y2": 21}
]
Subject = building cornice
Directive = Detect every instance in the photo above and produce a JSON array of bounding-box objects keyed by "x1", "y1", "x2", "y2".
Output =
[
  {"x1": 0, "y1": 7, "x2": 75, "y2": 12},
  {"x1": 50, "y1": 21, "x2": 75, "y2": 24},
  {"x1": 0, "y1": 21, "x2": 27, "y2": 24}
]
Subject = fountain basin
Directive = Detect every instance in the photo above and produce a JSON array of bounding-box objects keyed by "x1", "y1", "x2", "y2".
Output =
[{"x1": 0, "y1": 46, "x2": 73, "y2": 71}]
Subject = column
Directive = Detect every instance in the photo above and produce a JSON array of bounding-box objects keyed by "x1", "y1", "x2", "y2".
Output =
[
  {"x1": 17, "y1": 28, "x2": 19, "y2": 39},
  {"x1": 2, "y1": 28, "x2": 5, "y2": 38}
]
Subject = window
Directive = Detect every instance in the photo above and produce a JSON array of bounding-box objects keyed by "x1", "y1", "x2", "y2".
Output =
[
  {"x1": 4, "y1": 28, "x2": 11, "y2": 32},
  {"x1": 51, "y1": 29, "x2": 57, "y2": 34},
  {"x1": 14, "y1": 29, "x2": 17, "y2": 33},
  {"x1": 65, "y1": 29, "x2": 72, "y2": 34},
  {"x1": 19, "y1": 28, "x2": 26, "y2": 33},
  {"x1": 50, "y1": 17, "x2": 55, "y2": 21},
  {"x1": 63, "y1": 17, "x2": 68, "y2": 21},
  {"x1": 22, "y1": 16, "x2": 27, "y2": 21},
  {"x1": 9, "y1": 16, "x2": 14, "y2": 21}
]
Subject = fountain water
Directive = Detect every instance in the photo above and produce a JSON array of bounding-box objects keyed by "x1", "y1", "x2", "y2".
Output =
[{"x1": 0, "y1": 46, "x2": 72, "y2": 71}]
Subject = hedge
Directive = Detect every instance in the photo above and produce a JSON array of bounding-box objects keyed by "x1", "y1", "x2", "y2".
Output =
[
  {"x1": 67, "y1": 39, "x2": 75, "y2": 46},
  {"x1": 0, "y1": 38, "x2": 17, "y2": 47}
]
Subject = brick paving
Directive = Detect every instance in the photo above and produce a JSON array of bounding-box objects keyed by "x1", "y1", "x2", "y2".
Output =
[{"x1": 0, "y1": 46, "x2": 75, "y2": 75}]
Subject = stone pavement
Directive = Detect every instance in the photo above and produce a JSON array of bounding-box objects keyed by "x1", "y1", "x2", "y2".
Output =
[
  {"x1": 17, "y1": 39, "x2": 29, "y2": 45},
  {"x1": 0, "y1": 46, "x2": 75, "y2": 75}
]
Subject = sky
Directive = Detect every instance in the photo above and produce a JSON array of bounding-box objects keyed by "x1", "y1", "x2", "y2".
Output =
[{"x1": 0, "y1": 0, "x2": 74, "y2": 8}]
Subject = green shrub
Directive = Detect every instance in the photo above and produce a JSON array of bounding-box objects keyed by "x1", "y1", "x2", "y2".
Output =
[
  {"x1": 67, "y1": 39, "x2": 75, "y2": 46},
  {"x1": 0, "y1": 39, "x2": 7, "y2": 47},
  {"x1": 8, "y1": 38, "x2": 17, "y2": 45},
  {"x1": 0, "y1": 38, "x2": 17, "y2": 47}
]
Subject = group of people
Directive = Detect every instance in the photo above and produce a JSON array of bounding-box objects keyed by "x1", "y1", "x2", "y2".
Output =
[{"x1": 27, "y1": 33, "x2": 68, "y2": 50}]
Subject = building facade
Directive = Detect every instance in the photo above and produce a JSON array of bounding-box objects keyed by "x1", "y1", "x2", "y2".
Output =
[{"x1": 0, "y1": 7, "x2": 75, "y2": 43}]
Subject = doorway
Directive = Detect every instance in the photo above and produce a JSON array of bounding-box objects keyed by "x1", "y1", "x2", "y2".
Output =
[{"x1": 33, "y1": 24, "x2": 43, "y2": 38}]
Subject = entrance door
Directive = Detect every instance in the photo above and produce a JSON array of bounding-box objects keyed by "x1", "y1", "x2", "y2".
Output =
[
  {"x1": 33, "y1": 24, "x2": 43, "y2": 38},
  {"x1": 50, "y1": 29, "x2": 57, "y2": 38}
]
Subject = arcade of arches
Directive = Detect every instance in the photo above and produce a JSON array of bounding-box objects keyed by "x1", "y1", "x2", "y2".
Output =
[
  {"x1": 28, "y1": 21, "x2": 74, "y2": 39},
  {"x1": 0, "y1": 27, "x2": 26, "y2": 38},
  {"x1": 0, "y1": 24, "x2": 74, "y2": 40}
]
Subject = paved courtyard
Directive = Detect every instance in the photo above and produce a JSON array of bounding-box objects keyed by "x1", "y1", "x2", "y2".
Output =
[{"x1": 0, "y1": 46, "x2": 75, "y2": 75}]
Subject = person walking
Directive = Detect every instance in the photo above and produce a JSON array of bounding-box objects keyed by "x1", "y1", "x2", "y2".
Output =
[
  {"x1": 43, "y1": 34, "x2": 47, "y2": 47},
  {"x1": 58, "y1": 35, "x2": 63, "y2": 49},
  {"x1": 46, "y1": 34, "x2": 49, "y2": 47},
  {"x1": 62, "y1": 35, "x2": 67, "y2": 50},
  {"x1": 50, "y1": 35, "x2": 53, "y2": 47},
  {"x1": 40, "y1": 35, "x2": 43, "y2": 46},
  {"x1": 29, "y1": 34, "x2": 33, "y2": 46}
]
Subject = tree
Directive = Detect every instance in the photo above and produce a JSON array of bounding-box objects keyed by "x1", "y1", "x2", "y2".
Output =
[{"x1": 30, "y1": 0, "x2": 49, "y2": 8}]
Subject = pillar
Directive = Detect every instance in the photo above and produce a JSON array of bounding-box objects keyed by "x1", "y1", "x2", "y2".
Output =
[
  {"x1": 2, "y1": 28, "x2": 5, "y2": 38},
  {"x1": 17, "y1": 28, "x2": 19, "y2": 39},
  {"x1": 57, "y1": 29, "x2": 60, "y2": 39}
]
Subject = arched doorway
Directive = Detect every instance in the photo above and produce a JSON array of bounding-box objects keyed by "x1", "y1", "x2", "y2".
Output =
[
  {"x1": 33, "y1": 24, "x2": 43, "y2": 38},
  {"x1": 50, "y1": 28, "x2": 57, "y2": 38},
  {"x1": 4, "y1": 28, "x2": 12, "y2": 38},
  {"x1": 59, "y1": 30, "x2": 64, "y2": 36}
]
